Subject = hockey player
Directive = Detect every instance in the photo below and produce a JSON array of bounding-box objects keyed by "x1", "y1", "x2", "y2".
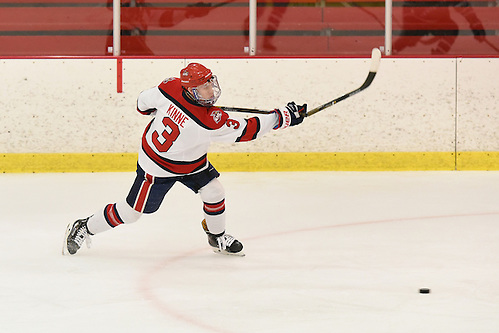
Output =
[{"x1": 63, "y1": 62, "x2": 306, "y2": 256}]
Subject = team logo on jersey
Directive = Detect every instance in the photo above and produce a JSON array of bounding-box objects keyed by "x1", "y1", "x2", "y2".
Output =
[{"x1": 210, "y1": 110, "x2": 222, "y2": 124}]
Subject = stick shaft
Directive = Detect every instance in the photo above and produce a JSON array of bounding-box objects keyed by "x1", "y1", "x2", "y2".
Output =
[
  {"x1": 218, "y1": 48, "x2": 381, "y2": 117},
  {"x1": 306, "y1": 71, "x2": 377, "y2": 117},
  {"x1": 218, "y1": 106, "x2": 272, "y2": 114},
  {"x1": 218, "y1": 71, "x2": 377, "y2": 117}
]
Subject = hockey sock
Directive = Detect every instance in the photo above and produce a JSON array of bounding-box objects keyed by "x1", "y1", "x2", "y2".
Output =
[
  {"x1": 199, "y1": 179, "x2": 226, "y2": 235},
  {"x1": 203, "y1": 199, "x2": 226, "y2": 235},
  {"x1": 87, "y1": 200, "x2": 142, "y2": 234}
]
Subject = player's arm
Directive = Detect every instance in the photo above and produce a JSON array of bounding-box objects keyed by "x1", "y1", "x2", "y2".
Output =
[
  {"x1": 136, "y1": 87, "x2": 161, "y2": 116},
  {"x1": 213, "y1": 102, "x2": 306, "y2": 143}
]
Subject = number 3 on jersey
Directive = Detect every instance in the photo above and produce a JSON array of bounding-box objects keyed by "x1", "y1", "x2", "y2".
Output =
[{"x1": 152, "y1": 117, "x2": 180, "y2": 152}]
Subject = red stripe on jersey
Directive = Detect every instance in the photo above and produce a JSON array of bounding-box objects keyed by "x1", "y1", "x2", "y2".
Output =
[
  {"x1": 134, "y1": 174, "x2": 154, "y2": 213},
  {"x1": 104, "y1": 204, "x2": 124, "y2": 227},
  {"x1": 142, "y1": 131, "x2": 207, "y2": 174},
  {"x1": 203, "y1": 199, "x2": 225, "y2": 216},
  {"x1": 158, "y1": 79, "x2": 228, "y2": 130},
  {"x1": 137, "y1": 107, "x2": 157, "y2": 115},
  {"x1": 236, "y1": 117, "x2": 261, "y2": 142}
]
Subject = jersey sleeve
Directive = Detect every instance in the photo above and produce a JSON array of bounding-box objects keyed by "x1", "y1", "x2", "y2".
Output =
[
  {"x1": 209, "y1": 112, "x2": 280, "y2": 143},
  {"x1": 136, "y1": 87, "x2": 161, "y2": 116}
]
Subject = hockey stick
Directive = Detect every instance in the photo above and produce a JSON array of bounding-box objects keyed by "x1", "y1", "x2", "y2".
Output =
[{"x1": 218, "y1": 47, "x2": 382, "y2": 117}]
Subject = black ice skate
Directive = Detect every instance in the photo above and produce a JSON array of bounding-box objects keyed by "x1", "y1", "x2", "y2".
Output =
[
  {"x1": 62, "y1": 217, "x2": 92, "y2": 255},
  {"x1": 202, "y1": 219, "x2": 245, "y2": 256}
]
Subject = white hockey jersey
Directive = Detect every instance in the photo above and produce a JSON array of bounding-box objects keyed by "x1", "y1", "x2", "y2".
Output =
[{"x1": 136, "y1": 77, "x2": 279, "y2": 177}]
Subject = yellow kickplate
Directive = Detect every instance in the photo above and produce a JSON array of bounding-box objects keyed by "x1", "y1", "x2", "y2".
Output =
[{"x1": 1, "y1": 151, "x2": 497, "y2": 173}]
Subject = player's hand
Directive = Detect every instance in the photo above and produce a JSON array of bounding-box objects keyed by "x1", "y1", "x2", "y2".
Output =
[{"x1": 273, "y1": 102, "x2": 307, "y2": 130}]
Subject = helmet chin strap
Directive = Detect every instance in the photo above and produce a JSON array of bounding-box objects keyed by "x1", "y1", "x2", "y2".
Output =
[{"x1": 184, "y1": 88, "x2": 197, "y2": 103}]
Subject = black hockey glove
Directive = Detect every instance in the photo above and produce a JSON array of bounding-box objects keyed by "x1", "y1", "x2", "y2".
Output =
[{"x1": 272, "y1": 102, "x2": 307, "y2": 130}]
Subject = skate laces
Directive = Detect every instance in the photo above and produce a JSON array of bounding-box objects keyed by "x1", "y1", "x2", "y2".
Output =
[
  {"x1": 73, "y1": 223, "x2": 92, "y2": 249},
  {"x1": 217, "y1": 234, "x2": 235, "y2": 251}
]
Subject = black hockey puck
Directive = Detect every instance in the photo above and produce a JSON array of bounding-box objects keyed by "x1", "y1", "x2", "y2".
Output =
[{"x1": 419, "y1": 288, "x2": 430, "y2": 294}]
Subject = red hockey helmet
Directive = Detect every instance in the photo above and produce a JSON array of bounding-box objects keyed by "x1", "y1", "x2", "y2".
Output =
[
  {"x1": 180, "y1": 63, "x2": 213, "y2": 88},
  {"x1": 180, "y1": 63, "x2": 221, "y2": 106}
]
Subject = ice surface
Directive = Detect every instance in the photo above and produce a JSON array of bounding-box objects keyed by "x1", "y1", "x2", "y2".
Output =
[{"x1": 1, "y1": 171, "x2": 498, "y2": 333}]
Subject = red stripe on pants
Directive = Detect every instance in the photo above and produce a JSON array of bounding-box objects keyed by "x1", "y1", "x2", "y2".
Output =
[{"x1": 135, "y1": 173, "x2": 154, "y2": 213}]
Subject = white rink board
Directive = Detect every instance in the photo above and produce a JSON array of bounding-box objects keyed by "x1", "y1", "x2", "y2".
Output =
[
  {"x1": 0, "y1": 59, "x2": 141, "y2": 153},
  {"x1": 193, "y1": 58, "x2": 457, "y2": 153},
  {"x1": 457, "y1": 58, "x2": 499, "y2": 151},
  {"x1": 0, "y1": 57, "x2": 497, "y2": 153}
]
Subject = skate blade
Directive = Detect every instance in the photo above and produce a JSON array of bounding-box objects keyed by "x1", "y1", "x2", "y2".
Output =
[
  {"x1": 212, "y1": 248, "x2": 246, "y2": 257},
  {"x1": 61, "y1": 223, "x2": 72, "y2": 256}
]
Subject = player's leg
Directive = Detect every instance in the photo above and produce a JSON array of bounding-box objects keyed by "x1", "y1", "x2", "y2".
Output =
[
  {"x1": 199, "y1": 178, "x2": 244, "y2": 256},
  {"x1": 199, "y1": 177, "x2": 226, "y2": 235},
  {"x1": 87, "y1": 200, "x2": 143, "y2": 234},
  {"x1": 182, "y1": 164, "x2": 244, "y2": 256},
  {"x1": 63, "y1": 199, "x2": 143, "y2": 255},
  {"x1": 63, "y1": 167, "x2": 174, "y2": 255}
]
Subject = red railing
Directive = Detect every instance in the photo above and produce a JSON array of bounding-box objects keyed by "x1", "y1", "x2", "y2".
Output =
[{"x1": 0, "y1": 0, "x2": 497, "y2": 56}]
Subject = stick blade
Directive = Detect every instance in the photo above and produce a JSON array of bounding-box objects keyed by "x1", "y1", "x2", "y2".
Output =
[{"x1": 369, "y1": 48, "x2": 382, "y2": 73}]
